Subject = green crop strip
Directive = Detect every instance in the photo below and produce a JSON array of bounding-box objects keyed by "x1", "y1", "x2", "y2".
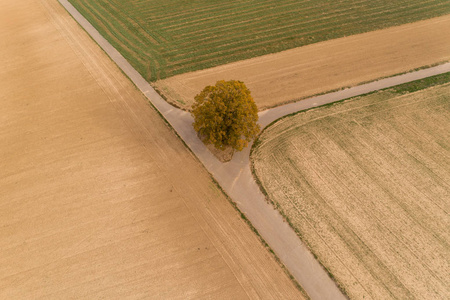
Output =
[{"x1": 68, "y1": 0, "x2": 450, "y2": 81}]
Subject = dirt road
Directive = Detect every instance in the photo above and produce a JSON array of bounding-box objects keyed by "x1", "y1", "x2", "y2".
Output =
[
  {"x1": 57, "y1": 0, "x2": 450, "y2": 298},
  {"x1": 0, "y1": 0, "x2": 304, "y2": 298}
]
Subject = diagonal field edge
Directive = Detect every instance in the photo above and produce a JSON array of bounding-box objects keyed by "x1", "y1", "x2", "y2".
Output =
[{"x1": 56, "y1": 1, "x2": 450, "y2": 298}]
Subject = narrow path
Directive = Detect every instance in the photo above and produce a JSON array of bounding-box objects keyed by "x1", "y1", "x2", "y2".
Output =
[{"x1": 57, "y1": 1, "x2": 450, "y2": 298}]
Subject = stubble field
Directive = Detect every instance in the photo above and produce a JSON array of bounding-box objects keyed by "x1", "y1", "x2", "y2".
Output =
[
  {"x1": 0, "y1": 0, "x2": 304, "y2": 298},
  {"x1": 252, "y1": 79, "x2": 450, "y2": 299},
  {"x1": 67, "y1": 0, "x2": 450, "y2": 81}
]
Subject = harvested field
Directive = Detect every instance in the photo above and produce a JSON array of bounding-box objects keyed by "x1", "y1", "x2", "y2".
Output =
[
  {"x1": 156, "y1": 15, "x2": 450, "y2": 110},
  {"x1": 0, "y1": 0, "x2": 304, "y2": 298},
  {"x1": 252, "y1": 81, "x2": 450, "y2": 299},
  {"x1": 67, "y1": 0, "x2": 449, "y2": 81}
]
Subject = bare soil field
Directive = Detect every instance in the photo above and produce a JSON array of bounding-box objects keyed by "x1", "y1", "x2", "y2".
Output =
[
  {"x1": 156, "y1": 15, "x2": 450, "y2": 110},
  {"x1": 0, "y1": 0, "x2": 304, "y2": 298},
  {"x1": 252, "y1": 83, "x2": 450, "y2": 299}
]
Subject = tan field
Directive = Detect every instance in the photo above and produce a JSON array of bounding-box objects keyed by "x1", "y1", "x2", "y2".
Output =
[
  {"x1": 155, "y1": 15, "x2": 450, "y2": 111},
  {"x1": 0, "y1": 0, "x2": 305, "y2": 298},
  {"x1": 252, "y1": 84, "x2": 450, "y2": 299}
]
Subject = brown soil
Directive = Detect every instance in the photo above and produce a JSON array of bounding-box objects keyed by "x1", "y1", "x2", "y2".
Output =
[
  {"x1": 205, "y1": 144, "x2": 234, "y2": 163},
  {"x1": 155, "y1": 15, "x2": 450, "y2": 111},
  {"x1": 252, "y1": 85, "x2": 450, "y2": 299},
  {"x1": 0, "y1": 0, "x2": 305, "y2": 298},
  {"x1": 196, "y1": 133, "x2": 235, "y2": 162}
]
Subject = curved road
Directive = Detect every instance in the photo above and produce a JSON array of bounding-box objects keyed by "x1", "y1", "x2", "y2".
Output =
[{"x1": 56, "y1": 1, "x2": 450, "y2": 298}]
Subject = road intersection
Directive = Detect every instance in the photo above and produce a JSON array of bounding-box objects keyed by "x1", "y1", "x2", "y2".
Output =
[{"x1": 56, "y1": 1, "x2": 450, "y2": 298}]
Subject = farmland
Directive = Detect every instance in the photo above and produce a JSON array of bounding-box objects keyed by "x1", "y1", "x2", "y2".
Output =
[
  {"x1": 156, "y1": 15, "x2": 450, "y2": 110},
  {"x1": 67, "y1": 0, "x2": 450, "y2": 81},
  {"x1": 0, "y1": 0, "x2": 304, "y2": 298},
  {"x1": 252, "y1": 76, "x2": 450, "y2": 299}
]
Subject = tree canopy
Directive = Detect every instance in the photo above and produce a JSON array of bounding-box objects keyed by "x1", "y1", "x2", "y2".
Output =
[{"x1": 191, "y1": 80, "x2": 260, "y2": 152}]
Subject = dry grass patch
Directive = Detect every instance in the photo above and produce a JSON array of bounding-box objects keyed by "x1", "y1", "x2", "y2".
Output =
[
  {"x1": 252, "y1": 82, "x2": 450, "y2": 299},
  {"x1": 157, "y1": 15, "x2": 450, "y2": 110}
]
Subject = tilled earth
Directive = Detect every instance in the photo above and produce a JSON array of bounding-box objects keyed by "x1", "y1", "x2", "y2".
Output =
[{"x1": 0, "y1": 0, "x2": 304, "y2": 298}]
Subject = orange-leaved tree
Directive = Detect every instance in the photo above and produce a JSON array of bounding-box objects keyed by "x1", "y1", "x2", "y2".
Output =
[{"x1": 191, "y1": 80, "x2": 260, "y2": 152}]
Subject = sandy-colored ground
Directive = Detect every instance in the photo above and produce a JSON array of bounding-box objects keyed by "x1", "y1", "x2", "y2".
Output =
[
  {"x1": 252, "y1": 85, "x2": 450, "y2": 299},
  {"x1": 156, "y1": 15, "x2": 450, "y2": 110},
  {"x1": 0, "y1": 0, "x2": 305, "y2": 298}
]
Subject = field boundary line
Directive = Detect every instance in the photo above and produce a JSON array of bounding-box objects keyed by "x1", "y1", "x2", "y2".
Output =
[{"x1": 56, "y1": 0, "x2": 450, "y2": 298}]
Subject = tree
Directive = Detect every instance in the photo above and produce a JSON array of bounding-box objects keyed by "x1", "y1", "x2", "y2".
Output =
[{"x1": 192, "y1": 80, "x2": 260, "y2": 152}]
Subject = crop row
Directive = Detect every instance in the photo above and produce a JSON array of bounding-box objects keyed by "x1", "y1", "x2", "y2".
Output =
[{"x1": 69, "y1": 0, "x2": 450, "y2": 80}]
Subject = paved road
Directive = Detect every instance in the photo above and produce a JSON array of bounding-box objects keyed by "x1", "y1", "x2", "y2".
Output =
[{"x1": 56, "y1": 1, "x2": 450, "y2": 298}]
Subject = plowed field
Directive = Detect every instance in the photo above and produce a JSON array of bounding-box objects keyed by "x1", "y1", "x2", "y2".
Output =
[
  {"x1": 252, "y1": 82, "x2": 450, "y2": 299},
  {"x1": 0, "y1": 0, "x2": 304, "y2": 298}
]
